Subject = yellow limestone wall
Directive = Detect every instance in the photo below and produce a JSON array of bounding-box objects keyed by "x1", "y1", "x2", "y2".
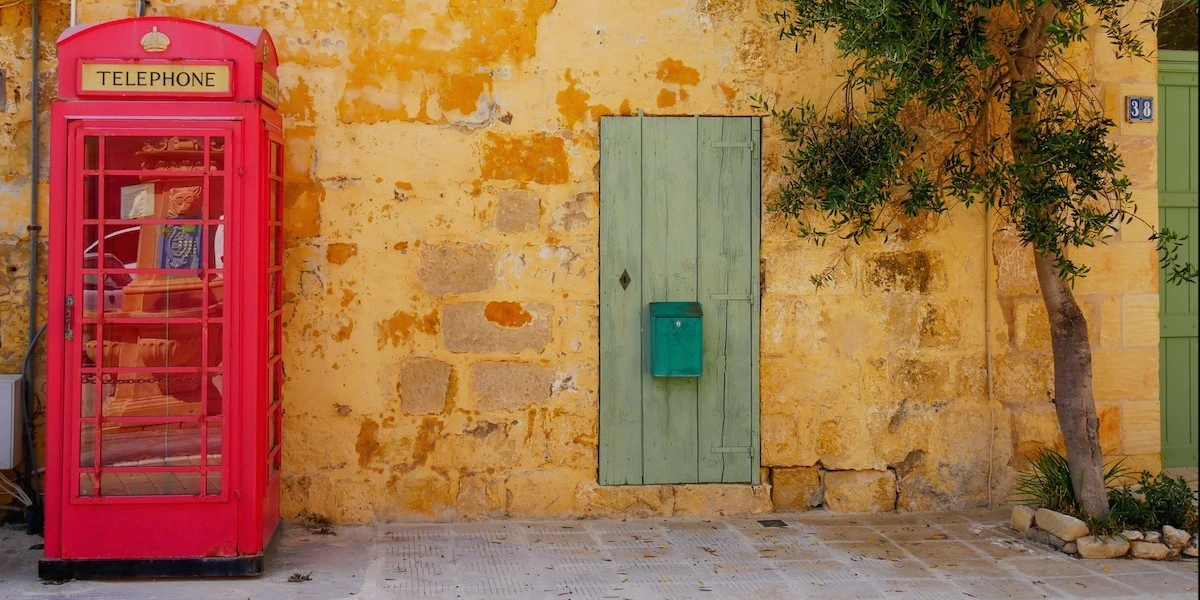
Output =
[{"x1": 0, "y1": 0, "x2": 1162, "y2": 520}]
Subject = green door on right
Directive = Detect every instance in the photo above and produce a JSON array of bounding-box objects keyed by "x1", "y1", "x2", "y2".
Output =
[{"x1": 1158, "y1": 50, "x2": 1199, "y2": 468}]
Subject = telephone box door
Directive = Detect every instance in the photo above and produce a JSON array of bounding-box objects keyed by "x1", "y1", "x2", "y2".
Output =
[{"x1": 61, "y1": 121, "x2": 240, "y2": 559}]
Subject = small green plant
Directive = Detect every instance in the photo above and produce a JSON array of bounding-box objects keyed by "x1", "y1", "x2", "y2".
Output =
[
  {"x1": 1014, "y1": 448, "x2": 1129, "y2": 517},
  {"x1": 1131, "y1": 472, "x2": 1198, "y2": 532},
  {"x1": 1015, "y1": 449, "x2": 1075, "y2": 514}
]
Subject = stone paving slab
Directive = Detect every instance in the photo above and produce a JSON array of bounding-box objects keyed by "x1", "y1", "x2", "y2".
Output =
[{"x1": 0, "y1": 506, "x2": 1196, "y2": 599}]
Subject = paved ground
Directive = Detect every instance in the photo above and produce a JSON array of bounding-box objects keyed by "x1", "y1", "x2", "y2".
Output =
[{"x1": 1, "y1": 507, "x2": 1197, "y2": 599}]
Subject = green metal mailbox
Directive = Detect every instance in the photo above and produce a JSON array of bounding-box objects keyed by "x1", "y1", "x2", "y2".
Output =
[{"x1": 649, "y1": 302, "x2": 703, "y2": 377}]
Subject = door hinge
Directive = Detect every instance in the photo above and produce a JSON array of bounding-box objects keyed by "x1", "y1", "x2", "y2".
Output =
[
  {"x1": 710, "y1": 142, "x2": 753, "y2": 149},
  {"x1": 712, "y1": 446, "x2": 753, "y2": 455},
  {"x1": 64, "y1": 294, "x2": 74, "y2": 340}
]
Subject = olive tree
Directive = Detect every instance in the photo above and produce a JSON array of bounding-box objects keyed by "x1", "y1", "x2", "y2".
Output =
[{"x1": 757, "y1": 0, "x2": 1197, "y2": 518}]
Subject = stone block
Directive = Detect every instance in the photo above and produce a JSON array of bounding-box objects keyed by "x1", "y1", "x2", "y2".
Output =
[
  {"x1": 1062, "y1": 541, "x2": 1078, "y2": 554},
  {"x1": 673, "y1": 484, "x2": 772, "y2": 516},
  {"x1": 1130, "y1": 541, "x2": 1170, "y2": 560},
  {"x1": 1098, "y1": 296, "x2": 1122, "y2": 348},
  {"x1": 1122, "y1": 530, "x2": 1144, "y2": 541},
  {"x1": 575, "y1": 482, "x2": 672, "y2": 518},
  {"x1": 1035, "y1": 508, "x2": 1089, "y2": 542},
  {"x1": 1162, "y1": 525, "x2": 1190, "y2": 550},
  {"x1": 418, "y1": 243, "x2": 496, "y2": 295},
  {"x1": 1011, "y1": 505, "x2": 1036, "y2": 533},
  {"x1": 472, "y1": 361, "x2": 553, "y2": 411},
  {"x1": 1120, "y1": 401, "x2": 1161, "y2": 454},
  {"x1": 504, "y1": 469, "x2": 582, "y2": 517},
  {"x1": 1120, "y1": 294, "x2": 1159, "y2": 347},
  {"x1": 398, "y1": 357, "x2": 453, "y2": 415},
  {"x1": 1077, "y1": 535, "x2": 1130, "y2": 559},
  {"x1": 442, "y1": 302, "x2": 552, "y2": 353},
  {"x1": 1092, "y1": 349, "x2": 1158, "y2": 402},
  {"x1": 1071, "y1": 242, "x2": 1158, "y2": 296},
  {"x1": 1025, "y1": 527, "x2": 1067, "y2": 550},
  {"x1": 824, "y1": 470, "x2": 897, "y2": 514},
  {"x1": 493, "y1": 189, "x2": 541, "y2": 233},
  {"x1": 771, "y1": 467, "x2": 822, "y2": 511},
  {"x1": 1145, "y1": 530, "x2": 1162, "y2": 543}
]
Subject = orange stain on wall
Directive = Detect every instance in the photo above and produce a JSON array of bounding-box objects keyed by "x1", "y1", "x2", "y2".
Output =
[
  {"x1": 656, "y1": 89, "x2": 677, "y2": 108},
  {"x1": 326, "y1": 243, "x2": 359, "y2": 265},
  {"x1": 484, "y1": 301, "x2": 533, "y2": 327},
  {"x1": 376, "y1": 309, "x2": 440, "y2": 349},
  {"x1": 336, "y1": 0, "x2": 558, "y2": 123},
  {"x1": 356, "y1": 418, "x2": 381, "y2": 468},
  {"x1": 655, "y1": 57, "x2": 700, "y2": 86},
  {"x1": 556, "y1": 69, "x2": 591, "y2": 129},
  {"x1": 480, "y1": 133, "x2": 569, "y2": 185}
]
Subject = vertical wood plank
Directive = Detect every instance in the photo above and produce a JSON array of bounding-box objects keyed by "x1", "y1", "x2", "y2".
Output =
[
  {"x1": 641, "y1": 117, "x2": 699, "y2": 484},
  {"x1": 750, "y1": 117, "x2": 763, "y2": 486},
  {"x1": 1158, "y1": 52, "x2": 1199, "y2": 468},
  {"x1": 599, "y1": 116, "x2": 644, "y2": 484},
  {"x1": 697, "y1": 117, "x2": 755, "y2": 483}
]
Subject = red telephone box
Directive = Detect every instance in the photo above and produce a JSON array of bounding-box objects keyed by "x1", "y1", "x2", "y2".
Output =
[{"x1": 43, "y1": 17, "x2": 283, "y2": 578}]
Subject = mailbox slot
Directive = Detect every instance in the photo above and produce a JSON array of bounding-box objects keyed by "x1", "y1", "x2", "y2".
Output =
[{"x1": 649, "y1": 302, "x2": 703, "y2": 377}]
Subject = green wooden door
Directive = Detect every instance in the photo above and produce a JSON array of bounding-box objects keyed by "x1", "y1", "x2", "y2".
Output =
[
  {"x1": 1159, "y1": 50, "x2": 1199, "y2": 468},
  {"x1": 599, "y1": 116, "x2": 761, "y2": 485}
]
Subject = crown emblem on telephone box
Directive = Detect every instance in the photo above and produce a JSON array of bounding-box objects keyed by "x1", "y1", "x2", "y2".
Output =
[{"x1": 140, "y1": 26, "x2": 171, "y2": 53}]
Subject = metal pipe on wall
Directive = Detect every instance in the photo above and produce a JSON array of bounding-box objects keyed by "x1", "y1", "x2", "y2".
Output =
[{"x1": 24, "y1": 0, "x2": 44, "y2": 534}]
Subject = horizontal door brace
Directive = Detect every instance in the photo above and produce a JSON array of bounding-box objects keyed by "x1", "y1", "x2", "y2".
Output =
[
  {"x1": 710, "y1": 142, "x2": 753, "y2": 148},
  {"x1": 710, "y1": 294, "x2": 752, "y2": 300},
  {"x1": 711, "y1": 446, "x2": 753, "y2": 454}
]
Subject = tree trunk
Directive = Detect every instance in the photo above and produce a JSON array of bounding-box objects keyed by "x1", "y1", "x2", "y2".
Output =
[{"x1": 1033, "y1": 252, "x2": 1110, "y2": 518}]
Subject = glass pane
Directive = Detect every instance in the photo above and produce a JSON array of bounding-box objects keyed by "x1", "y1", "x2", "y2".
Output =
[
  {"x1": 270, "y1": 180, "x2": 280, "y2": 223},
  {"x1": 268, "y1": 317, "x2": 279, "y2": 357},
  {"x1": 84, "y1": 136, "x2": 99, "y2": 170},
  {"x1": 268, "y1": 412, "x2": 277, "y2": 450},
  {"x1": 82, "y1": 263, "x2": 133, "y2": 315},
  {"x1": 79, "y1": 422, "x2": 95, "y2": 468},
  {"x1": 209, "y1": 137, "x2": 226, "y2": 171},
  {"x1": 206, "y1": 471, "x2": 221, "y2": 495},
  {"x1": 104, "y1": 270, "x2": 217, "y2": 316},
  {"x1": 274, "y1": 361, "x2": 283, "y2": 403},
  {"x1": 100, "y1": 175, "x2": 206, "y2": 222},
  {"x1": 269, "y1": 272, "x2": 280, "y2": 311},
  {"x1": 79, "y1": 474, "x2": 95, "y2": 497},
  {"x1": 83, "y1": 175, "x2": 100, "y2": 220},
  {"x1": 101, "y1": 371, "x2": 206, "y2": 418},
  {"x1": 208, "y1": 175, "x2": 225, "y2": 222},
  {"x1": 207, "y1": 421, "x2": 222, "y2": 465},
  {"x1": 100, "y1": 422, "x2": 204, "y2": 467},
  {"x1": 80, "y1": 375, "x2": 97, "y2": 418},
  {"x1": 207, "y1": 372, "x2": 224, "y2": 417},
  {"x1": 273, "y1": 226, "x2": 283, "y2": 268},
  {"x1": 105, "y1": 136, "x2": 205, "y2": 172},
  {"x1": 270, "y1": 141, "x2": 281, "y2": 176},
  {"x1": 100, "y1": 472, "x2": 200, "y2": 496}
]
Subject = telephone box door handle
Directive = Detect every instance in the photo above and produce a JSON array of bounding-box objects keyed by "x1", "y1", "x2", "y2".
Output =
[{"x1": 64, "y1": 294, "x2": 74, "y2": 340}]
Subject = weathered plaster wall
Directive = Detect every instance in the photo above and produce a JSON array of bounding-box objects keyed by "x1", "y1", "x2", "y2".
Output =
[{"x1": 0, "y1": 0, "x2": 1163, "y2": 520}]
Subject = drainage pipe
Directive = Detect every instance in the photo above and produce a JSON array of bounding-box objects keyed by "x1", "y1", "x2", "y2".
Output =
[{"x1": 23, "y1": 0, "x2": 43, "y2": 535}]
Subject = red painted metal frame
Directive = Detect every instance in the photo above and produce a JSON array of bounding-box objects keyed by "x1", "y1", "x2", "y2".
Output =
[{"x1": 47, "y1": 17, "x2": 281, "y2": 565}]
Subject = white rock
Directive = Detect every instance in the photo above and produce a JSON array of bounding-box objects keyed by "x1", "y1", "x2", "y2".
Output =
[
  {"x1": 1062, "y1": 541, "x2": 1078, "y2": 554},
  {"x1": 1130, "y1": 541, "x2": 1170, "y2": 560},
  {"x1": 1011, "y1": 505, "x2": 1036, "y2": 533},
  {"x1": 1121, "y1": 530, "x2": 1144, "y2": 541},
  {"x1": 1162, "y1": 525, "x2": 1190, "y2": 550},
  {"x1": 1184, "y1": 541, "x2": 1198, "y2": 558},
  {"x1": 1077, "y1": 535, "x2": 1130, "y2": 559},
  {"x1": 1145, "y1": 531, "x2": 1163, "y2": 543},
  {"x1": 1035, "y1": 508, "x2": 1089, "y2": 542}
]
